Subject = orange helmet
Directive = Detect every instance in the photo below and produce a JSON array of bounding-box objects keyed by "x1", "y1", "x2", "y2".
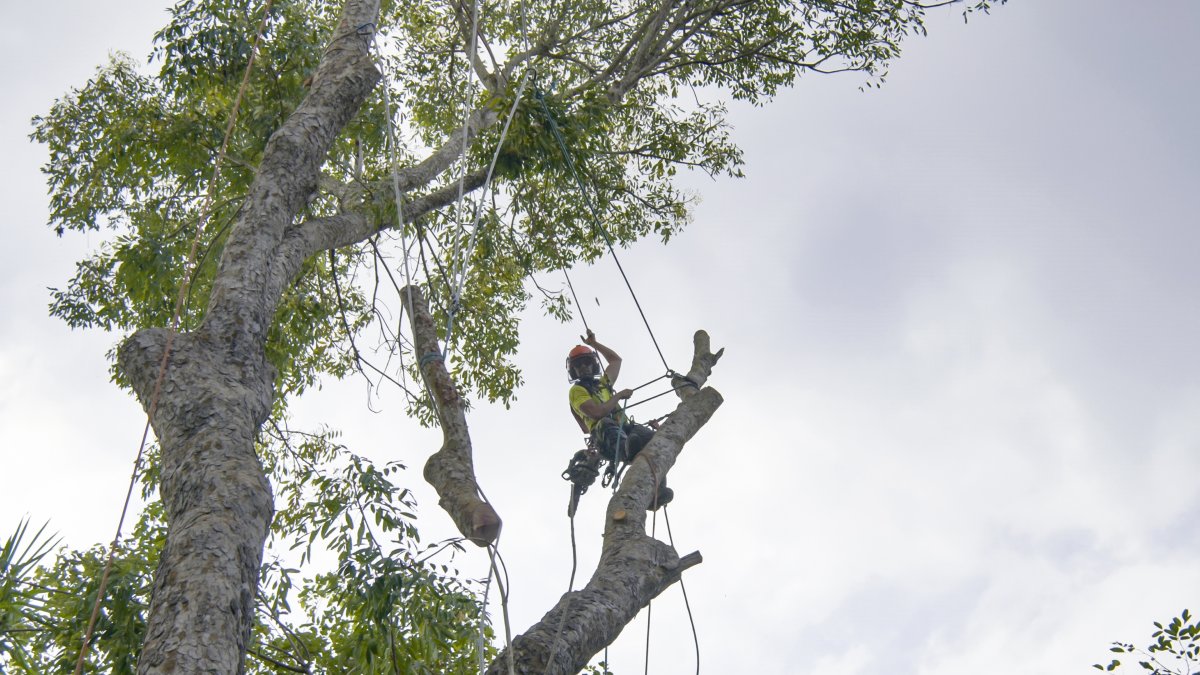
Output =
[{"x1": 566, "y1": 345, "x2": 601, "y2": 381}]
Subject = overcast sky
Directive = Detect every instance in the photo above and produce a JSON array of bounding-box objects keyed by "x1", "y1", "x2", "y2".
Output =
[{"x1": 2, "y1": 1, "x2": 1198, "y2": 674}]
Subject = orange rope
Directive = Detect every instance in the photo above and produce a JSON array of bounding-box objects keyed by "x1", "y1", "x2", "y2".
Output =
[{"x1": 73, "y1": 2, "x2": 275, "y2": 671}]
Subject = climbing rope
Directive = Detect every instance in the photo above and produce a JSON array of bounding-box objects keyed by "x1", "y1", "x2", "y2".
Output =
[
  {"x1": 664, "y1": 506, "x2": 701, "y2": 675},
  {"x1": 534, "y1": 90, "x2": 671, "y2": 373},
  {"x1": 73, "y1": 3, "x2": 276, "y2": 673}
]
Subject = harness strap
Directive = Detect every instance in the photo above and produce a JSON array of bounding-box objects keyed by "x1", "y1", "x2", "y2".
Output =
[{"x1": 571, "y1": 377, "x2": 624, "y2": 431}]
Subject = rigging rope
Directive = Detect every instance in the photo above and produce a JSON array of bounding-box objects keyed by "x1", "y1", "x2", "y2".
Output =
[
  {"x1": 444, "y1": 0, "x2": 483, "y2": 338},
  {"x1": 534, "y1": 90, "x2": 671, "y2": 373},
  {"x1": 73, "y1": 2, "x2": 276, "y2": 672},
  {"x1": 664, "y1": 506, "x2": 701, "y2": 674},
  {"x1": 373, "y1": 13, "x2": 528, "y2": 674}
]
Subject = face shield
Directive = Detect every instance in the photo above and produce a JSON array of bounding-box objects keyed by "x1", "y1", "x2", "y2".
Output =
[{"x1": 567, "y1": 352, "x2": 602, "y2": 381}]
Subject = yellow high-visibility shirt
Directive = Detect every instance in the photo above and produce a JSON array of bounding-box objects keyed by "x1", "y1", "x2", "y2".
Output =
[{"x1": 569, "y1": 375, "x2": 625, "y2": 432}]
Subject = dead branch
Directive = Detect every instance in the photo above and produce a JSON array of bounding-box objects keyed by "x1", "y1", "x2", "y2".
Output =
[
  {"x1": 672, "y1": 329, "x2": 724, "y2": 397},
  {"x1": 399, "y1": 285, "x2": 501, "y2": 546}
]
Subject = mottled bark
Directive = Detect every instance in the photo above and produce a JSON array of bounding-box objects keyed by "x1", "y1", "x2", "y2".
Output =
[
  {"x1": 117, "y1": 2, "x2": 384, "y2": 672},
  {"x1": 119, "y1": 330, "x2": 275, "y2": 675},
  {"x1": 400, "y1": 286, "x2": 502, "y2": 546},
  {"x1": 486, "y1": 338, "x2": 723, "y2": 674},
  {"x1": 208, "y1": 0, "x2": 383, "y2": 349}
]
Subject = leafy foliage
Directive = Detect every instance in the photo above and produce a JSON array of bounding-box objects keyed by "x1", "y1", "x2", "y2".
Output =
[
  {"x1": 256, "y1": 428, "x2": 494, "y2": 673},
  {"x1": 0, "y1": 513, "x2": 157, "y2": 674},
  {"x1": 32, "y1": 0, "x2": 1001, "y2": 410},
  {"x1": 0, "y1": 518, "x2": 62, "y2": 670},
  {"x1": 24, "y1": 0, "x2": 1005, "y2": 669},
  {"x1": 1, "y1": 429, "x2": 492, "y2": 674},
  {"x1": 1094, "y1": 610, "x2": 1200, "y2": 674}
]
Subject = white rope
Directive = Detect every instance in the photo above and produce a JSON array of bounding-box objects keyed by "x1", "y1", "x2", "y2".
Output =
[
  {"x1": 443, "y1": 65, "x2": 534, "y2": 349},
  {"x1": 376, "y1": 35, "x2": 514, "y2": 674},
  {"x1": 370, "y1": 32, "x2": 424, "y2": 388},
  {"x1": 477, "y1": 543, "x2": 498, "y2": 674},
  {"x1": 442, "y1": 1, "x2": 536, "y2": 353},
  {"x1": 373, "y1": 9, "x2": 534, "y2": 673},
  {"x1": 445, "y1": 0, "x2": 484, "y2": 328}
]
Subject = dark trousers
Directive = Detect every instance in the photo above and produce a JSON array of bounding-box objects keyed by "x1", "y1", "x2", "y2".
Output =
[{"x1": 593, "y1": 421, "x2": 655, "y2": 463}]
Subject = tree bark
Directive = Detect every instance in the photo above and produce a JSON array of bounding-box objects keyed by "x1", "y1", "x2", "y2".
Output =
[
  {"x1": 118, "y1": 1, "x2": 385, "y2": 672},
  {"x1": 119, "y1": 330, "x2": 275, "y2": 675},
  {"x1": 400, "y1": 285, "x2": 502, "y2": 546}
]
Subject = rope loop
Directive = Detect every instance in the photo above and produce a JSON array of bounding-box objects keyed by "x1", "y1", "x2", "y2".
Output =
[
  {"x1": 670, "y1": 370, "x2": 700, "y2": 389},
  {"x1": 419, "y1": 351, "x2": 444, "y2": 367}
]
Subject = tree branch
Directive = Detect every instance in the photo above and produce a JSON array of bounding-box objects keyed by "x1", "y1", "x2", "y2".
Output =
[
  {"x1": 396, "y1": 107, "x2": 500, "y2": 190},
  {"x1": 399, "y1": 285, "x2": 501, "y2": 546},
  {"x1": 672, "y1": 329, "x2": 723, "y2": 397},
  {"x1": 247, "y1": 647, "x2": 310, "y2": 674},
  {"x1": 450, "y1": 0, "x2": 502, "y2": 92},
  {"x1": 270, "y1": 169, "x2": 488, "y2": 299}
]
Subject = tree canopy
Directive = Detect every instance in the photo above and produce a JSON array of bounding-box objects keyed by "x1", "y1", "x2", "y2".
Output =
[
  {"x1": 11, "y1": 0, "x2": 1003, "y2": 672},
  {"x1": 34, "y1": 0, "x2": 998, "y2": 410}
]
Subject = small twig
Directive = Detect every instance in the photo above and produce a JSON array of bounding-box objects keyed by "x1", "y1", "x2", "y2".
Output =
[{"x1": 247, "y1": 647, "x2": 310, "y2": 674}]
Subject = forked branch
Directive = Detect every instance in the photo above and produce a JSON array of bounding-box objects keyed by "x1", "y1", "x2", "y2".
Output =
[{"x1": 672, "y1": 329, "x2": 724, "y2": 397}]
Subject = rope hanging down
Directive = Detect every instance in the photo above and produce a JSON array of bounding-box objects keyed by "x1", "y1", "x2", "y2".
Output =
[
  {"x1": 534, "y1": 89, "x2": 671, "y2": 374},
  {"x1": 442, "y1": 64, "x2": 535, "y2": 352},
  {"x1": 373, "y1": 13, "x2": 523, "y2": 674},
  {"x1": 443, "y1": 0, "x2": 483, "y2": 344},
  {"x1": 73, "y1": 2, "x2": 276, "y2": 673}
]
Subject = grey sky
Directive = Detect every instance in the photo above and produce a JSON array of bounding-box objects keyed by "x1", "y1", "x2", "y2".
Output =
[{"x1": 2, "y1": 1, "x2": 1198, "y2": 673}]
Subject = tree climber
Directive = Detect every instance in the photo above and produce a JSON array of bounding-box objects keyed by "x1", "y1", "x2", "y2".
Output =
[{"x1": 567, "y1": 330, "x2": 673, "y2": 509}]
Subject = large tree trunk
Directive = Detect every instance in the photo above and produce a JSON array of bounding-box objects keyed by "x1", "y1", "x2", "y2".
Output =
[
  {"x1": 118, "y1": 1, "x2": 384, "y2": 672},
  {"x1": 118, "y1": 331, "x2": 275, "y2": 673}
]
